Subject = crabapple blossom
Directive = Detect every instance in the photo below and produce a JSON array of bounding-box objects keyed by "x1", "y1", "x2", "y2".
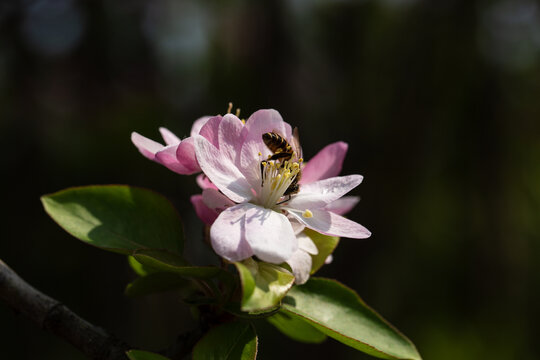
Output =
[{"x1": 133, "y1": 109, "x2": 370, "y2": 284}]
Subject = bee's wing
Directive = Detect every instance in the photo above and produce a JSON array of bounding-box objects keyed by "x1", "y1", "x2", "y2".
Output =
[{"x1": 292, "y1": 127, "x2": 303, "y2": 159}]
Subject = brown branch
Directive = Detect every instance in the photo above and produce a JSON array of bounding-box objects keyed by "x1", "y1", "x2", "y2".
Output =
[{"x1": 0, "y1": 259, "x2": 130, "y2": 360}]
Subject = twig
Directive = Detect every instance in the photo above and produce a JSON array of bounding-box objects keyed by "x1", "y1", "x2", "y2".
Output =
[{"x1": 0, "y1": 259, "x2": 130, "y2": 360}]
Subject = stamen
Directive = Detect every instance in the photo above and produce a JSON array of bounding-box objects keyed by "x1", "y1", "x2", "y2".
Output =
[
  {"x1": 302, "y1": 209, "x2": 313, "y2": 218},
  {"x1": 241, "y1": 119, "x2": 246, "y2": 124},
  {"x1": 258, "y1": 152, "x2": 262, "y2": 156},
  {"x1": 258, "y1": 158, "x2": 302, "y2": 209},
  {"x1": 227, "y1": 102, "x2": 233, "y2": 114},
  {"x1": 236, "y1": 108, "x2": 241, "y2": 117}
]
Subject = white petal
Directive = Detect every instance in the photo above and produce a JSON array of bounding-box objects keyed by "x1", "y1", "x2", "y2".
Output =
[
  {"x1": 288, "y1": 175, "x2": 363, "y2": 210},
  {"x1": 324, "y1": 196, "x2": 360, "y2": 215},
  {"x1": 287, "y1": 249, "x2": 312, "y2": 285},
  {"x1": 194, "y1": 135, "x2": 253, "y2": 203},
  {"x1": 159, "y1": 127, "x2": 181, "y2": 146},
  {"x1": 325, "y1": 254, "x2": 334, "y2": 265},
  {"x1": 210, "y1": 204, "x2": 254, "y2": 262},
  {"x1": 242, "y1": 205, "x2": 298, "y2": 263},
  {"x1": 238, "y1": 139, "x2": 265, "y2": 190},
  {"x1": 288, "y1": 209, "x2": 371, "y2": 239},
  {"x1": 288, "y1": 216, "x2": 306, "y2": 235},
  {"x1": 297, "y1": 232, "x2": 318, "y2": 255}
]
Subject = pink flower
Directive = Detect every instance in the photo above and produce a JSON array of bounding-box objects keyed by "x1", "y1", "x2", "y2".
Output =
[
  {"x1": 190, "y1": 110, "x2": 370, "y2": 273},
  {"x1": 131, "y1": 116, "x2": 215, "y2": 175},
  {"x1": 133, "y1": 109, "x2": 370, "y2": 284}
]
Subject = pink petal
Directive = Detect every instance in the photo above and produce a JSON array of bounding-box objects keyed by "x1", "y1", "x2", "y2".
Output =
[
  {"x1": 196, "y1": 174, "x2": 218, "y2": 190},
  {"x1": 131, "y1": 132, "x2": 164, "y2": 160},
  {"x1": 240, "y1": 109, "x2": 293, "y2": 178},
  {"x1": 287, "y1": 248, "x2": 312, "y2": 285},
  {"x1": 288, "y1": 209, "x2": 371, "y2": 239},
  {"x1": 154, "y1": 144, "x2": 192, "y2": 174},
  {"x1": 244, "y1": 109, "x2": 292, "y2": 143},
  {"x1": 194, "y1": 135, "x2": 253, "y2": 203},
  {"x1": 175, "y1": 137, "x2": 201, "y2": 174},
  {"x1": 324, "y1": 196, "x2": 360, "y2": 215},
  {"x1": 159, "y1": 127, "x2": 181, "y2": 146},
  {"x1": 190, "y1": 116, "x2": 212, "y2": 137},
  {"x1": 301, "y1": 142, "x2": 348, "y2": 184},
  {"x1": 218, "y1": 114, "x2": 247, "y2": 164},
  {"x1": 198, "y1": 116, "x2": 222, "y2": 147},
  {"x1": 202, "y1": 188, "x2": 235, "y2": 211},
  {"x1": 288, "y1": 175, "x2": 363, "y2": 210},
  {"x1": 210, "y1": 204, "x2": 255, "y2": 261},
  {"x1": 191, "y1": 195, "x2": 219, "y2": 225}
]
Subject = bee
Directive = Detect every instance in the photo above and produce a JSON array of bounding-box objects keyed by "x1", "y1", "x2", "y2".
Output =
[{"x1": 261, "y1": 128, "x2": 303, "y2": 196}]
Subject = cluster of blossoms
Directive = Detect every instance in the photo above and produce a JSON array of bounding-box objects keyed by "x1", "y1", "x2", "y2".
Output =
[{"x1": 132, "y1": 109, "x2": 370, "y2": 284}]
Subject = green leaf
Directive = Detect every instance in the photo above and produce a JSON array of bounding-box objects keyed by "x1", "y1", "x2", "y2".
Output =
[
  {"x1": 193, "y1": 322, "x2": 257, "y2": 360},
  {"x1": 282, "y1": 278, "x2": 421, "y2": 360},
  {"x1": 41, "y1": 185, "x2": 183, "y2": 255},
  {"x1": 133, "y1": 249, "x2": 223, "y2": 279},
  {"x1": 234, "y1": 258, "x2": 295, "y2": 312},
  {"x1": 125, "y1": 272, "x2": 191, "y2": 297},
  {"x1": 267, "y1": 311, "x2": 327, "y2": 344},
  {"x1": 126, "y1": 350, "x2": 170, "y2": 360},
  {"x1": 223, "y1": 302, "x2": 280, "y2": 319},
  {"x1": 304, "y1": 228, "x2": 339, "y2": 274},
  {"x1": 128, "y1": 256, "x2": 155, "y2": 276}
]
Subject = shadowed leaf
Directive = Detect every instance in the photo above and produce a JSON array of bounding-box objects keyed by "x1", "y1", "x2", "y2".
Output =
[
  {"x1": 282, "y1": 278, "x2": 422, "y2": 360},
  {"x1": 193, "y1": 322, "x2": 257, "y2": 360}
]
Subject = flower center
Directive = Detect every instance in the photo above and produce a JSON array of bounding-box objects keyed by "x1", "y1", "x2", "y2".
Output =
[{"x1": 258, "y1": 159, "x2": 301, "y2": 209}]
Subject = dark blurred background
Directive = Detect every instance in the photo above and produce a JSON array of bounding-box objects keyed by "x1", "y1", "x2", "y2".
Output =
[{"x1": 1, "y1": 0, "x2": 539, "y2": 359}]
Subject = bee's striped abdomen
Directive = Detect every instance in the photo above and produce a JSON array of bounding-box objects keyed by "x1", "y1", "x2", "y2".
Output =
[{"x1": 262, "y1": 132, "x2": 289, "y2": 154}]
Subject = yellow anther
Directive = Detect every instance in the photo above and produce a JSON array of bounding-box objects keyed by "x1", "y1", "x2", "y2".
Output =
[
  {"x1": 236, "y1": 108, "x2": 241, "y2": 117},
  {"x1": 302, "y1": 209, "x2": 313, "y2": 218},
  {"x1": 241, "y1": 119, "x2": 246, "y2": 124},
  {"x1": 261, "y1": 161, "x2": 267, "y2": 167},
  {"x1": 227, "y1": 102, "x2": 233, "y2": 113},
  {"x1": 299, "y1": 158, "x2": 304, "y2": 163},
  {"x1": 258, "y1": 152, "x2": 262, "y2": 156}
]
